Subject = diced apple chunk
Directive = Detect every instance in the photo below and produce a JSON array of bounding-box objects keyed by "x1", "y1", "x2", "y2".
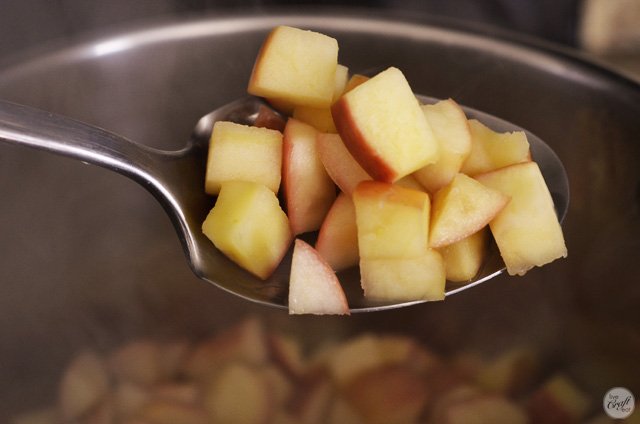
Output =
[
  {"x1": 360, "y1": 250, "x2": 446, "y2": 302},
  {"x1": 315, "y1": 192, "x2": 359, "y2": 272},
  {"x1": 248, "y1": 25, "x2": 339, "y2": 108},
  {"x1": 332, "y1": 67, "x2": 439, "y2": 182},
  {"x1": 202, "y1": 180, "x2": 293, "y2": 279},
  {"x1": 413, "y1": 99, "x2": 472, "y2": 193},
  {"x1": 289, "y1": 239, "x2": 350, "y2": 315},
  {"x1": 282, "y1": 118, "x2": 337, "y2": 235},
  {"x1": 204, "y1": 121, "x2": 282, "y2": 195},
  {"x1": 460, "y1": 119, "x2": 530, "y2": 176},
  {"x1": 292, "y1": 106, "x2": 337, "y2": 133},
  {"x1": 437, "y1": 227, "x2": 490, "y2": 282},
  {"x1": 429, "y1": 173, "x2": 510, "y2": 249},
  {"x1": 353, "y1": 181, "x2": 431, "y2": 260},
  {"x1": 316, "y1": 133, "x2": 372, "y2": 195},
  {"x1": 475, "y1": 161, "x2": 567, "y2": 276}
]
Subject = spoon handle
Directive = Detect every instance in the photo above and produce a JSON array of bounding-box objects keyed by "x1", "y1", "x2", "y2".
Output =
[{"x1": 0, "y1": 99, "x2": 162, "y2": 182}]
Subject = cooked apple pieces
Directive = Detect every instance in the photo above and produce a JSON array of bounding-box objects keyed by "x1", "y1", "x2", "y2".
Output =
[
  {"x1": 199, "y1": 25, "x2": 567, "y2": 313},
  {"x1": 475, "y1": 162, "x2": 567, "y2": 276},
  {"x1": 202, "y1": 180, "x2": 293, "y2": 280}
]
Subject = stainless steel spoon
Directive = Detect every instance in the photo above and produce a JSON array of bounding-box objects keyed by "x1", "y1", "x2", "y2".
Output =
[{"x1": 0, "y1": 95, "x2": 569, "y2": 313}]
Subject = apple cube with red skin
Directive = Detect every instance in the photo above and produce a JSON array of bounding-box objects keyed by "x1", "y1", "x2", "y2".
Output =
[
  {"x1": 202, "y1": 180, "x2": 293, "y2": 280},
  {"x1": 248, "y1": 25, "x2": 339, "y2": 109},
  {"x1": 315, "y1": 192, "x2": 359, "y2": 272},
  {"x1": 316, "y1": 132, "x2": 372, "y2": 195},
  {"x1": 204, "y1": 121, "x2": 282, "y2": 195},
  {"x1": 475, "y1": 161, "x2": 567, "y2": 276},
  {"x1": 413, "y1": 99, "x2": 472, "y2": 193},
  {"x1": 438, "y1": 227, "x2": 490, "y2": 282},
  {"x1": 332, "y1": 67, "x2": 439, "y2": 183},
  {"x1": 460, "y1": 119, "x2": 530, "y2": 176},
  {"x1": 282, "y1": 118, "x2": 337, "y2": 235},
  {"x1": 353, "y1": 181, "x2": 430, "y2": 259},
  {"x1": 288, "y1": 239, "x2": 350, "y2": 315},
  {"x1": 429, "y1": 173, "x2": 510, "y2": 249}
]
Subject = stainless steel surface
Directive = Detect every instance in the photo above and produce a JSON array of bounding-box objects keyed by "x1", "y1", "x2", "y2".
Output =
[
  {"x1": 0, "y1": 94, "x2": 569, "y2": 313},
  {"x1": 1, "y1": 10, "x2": 639, "y2": 419}
]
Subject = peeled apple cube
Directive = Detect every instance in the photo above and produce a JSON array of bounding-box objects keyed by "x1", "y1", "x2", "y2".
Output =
[
  {"x1": 353, "y1": 181, "x2": 431, "y2": 260},
  {"x1": 202, "y1": 180, "x2": 293, "y2": 280},
  {"x1": 475, "y1": 161, "x2": 567, "y2": 276},
  {"x1": 248, "y1": 25, "x2": 339, "y2": 109},
  {"x1": 204, "y1": 121, "x2": 283, "y2": 195}
]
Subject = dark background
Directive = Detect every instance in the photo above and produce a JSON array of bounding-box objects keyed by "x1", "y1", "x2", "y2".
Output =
[{"x1": 1, "y1": 0, "x2": 582, "y2": 62}]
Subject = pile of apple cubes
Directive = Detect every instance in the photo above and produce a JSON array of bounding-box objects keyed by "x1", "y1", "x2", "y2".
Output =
[{"x1": 202, "y1": 26, "x2": 567, "y2": 315}]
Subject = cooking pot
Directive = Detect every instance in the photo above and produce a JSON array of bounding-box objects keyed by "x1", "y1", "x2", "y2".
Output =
[{"x1": 1, "y1": 10, "x2": 639, "y2": 421}]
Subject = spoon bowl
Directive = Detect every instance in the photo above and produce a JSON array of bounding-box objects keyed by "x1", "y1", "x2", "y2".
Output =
[{"x1": 0, "y1": 95, "x2": 569, "y2": 313}]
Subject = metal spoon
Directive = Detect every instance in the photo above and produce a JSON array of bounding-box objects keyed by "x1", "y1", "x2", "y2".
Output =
[{"x1": 0, "y1": 95, "x2": 568, "y2": 313}]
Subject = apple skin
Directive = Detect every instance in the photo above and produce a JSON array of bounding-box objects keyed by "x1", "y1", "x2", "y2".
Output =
[
  {"x1": 331, "y1": 67, "x2": 439, "y2": 183},
  {"x1": 315, "y1": 192, "x2": 359, "y2": 272},
  {"x1": 316, "y1": 132, "x2": 372, "y2": 195},
  {"x1": 282, "y1": 118, "x2": 337, "y2": 235},
  {"x1": 288, "y1": 239, "x2": 350, "y2": 316}
]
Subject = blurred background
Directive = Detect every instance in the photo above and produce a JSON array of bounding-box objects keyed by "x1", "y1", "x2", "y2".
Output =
[{"x1": 2, "y1": 0, "x2": 640, "y2": 74}]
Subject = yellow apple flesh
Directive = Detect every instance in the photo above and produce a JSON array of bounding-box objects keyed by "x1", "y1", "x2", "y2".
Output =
[
  {"x1": 413, "y1": 98, "x2": 472, "y2": 193},
  {"x1": 332, "y1": 67, "x2": 439, "y2": 183},
  {"x1": 460, "y1": 119, "x2": 530, "y2": 176},
  {"x1": 204, "y1": 121, "x2": 282, "y2": 195},
  {"x1": 429, "y1": 173, "x2": 510, "y2": 248},
  {"x1": 437, "y1": 227, "x2": 490, "y2": 282},
  {"x1": 353, "y1": 181, "x2": 430, "y2": 259},
  {"x1": 359, "y1": 250, "x2": 446, "y2": 302},
  {"x1": 315, "y1": 192, "x2": 359, "y2": 272},
  {"x1": 248, "y1": 25, "x2": 339, "y2": 108},
  {"x1": 201, "y1": 180, "x2": 293, "y2": 280},
  {"x1": 475, "y1": 161, "x2": 567, "y2": 276}
]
